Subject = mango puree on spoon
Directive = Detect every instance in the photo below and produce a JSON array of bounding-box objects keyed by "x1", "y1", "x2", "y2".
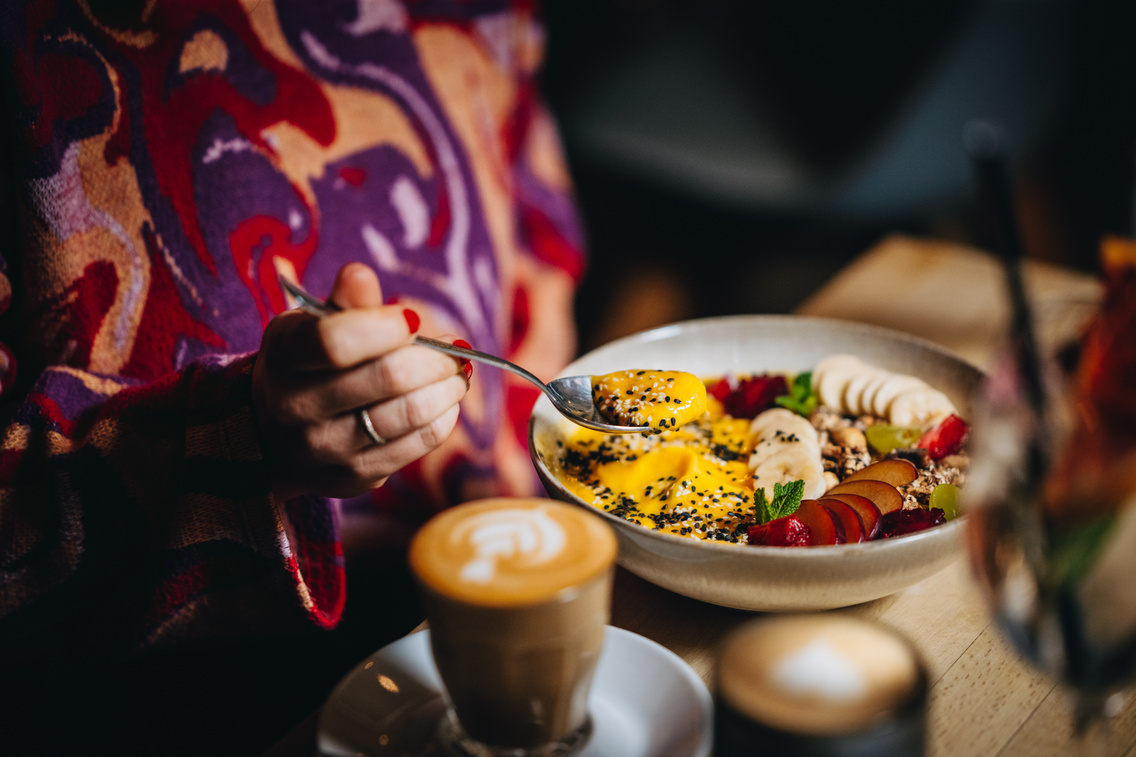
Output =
[{"x1": 591, "y1": 370, "x2": 707, "y2": 432}]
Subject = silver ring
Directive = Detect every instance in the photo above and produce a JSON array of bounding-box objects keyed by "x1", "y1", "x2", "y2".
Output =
[{"x1": 358, "y1": 407, "x2": 386, "y2": 446}]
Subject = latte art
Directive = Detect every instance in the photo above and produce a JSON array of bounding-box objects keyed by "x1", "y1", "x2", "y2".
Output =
[
  {"x1": 772, "y1": 638, "x2": 868, "y2": 702},
  {"x1": 456, "y1": 508, "x2": 567, "y2": 584},
  {"x1": 410, "y1": 497, "x2": 618, "y2": 607}
]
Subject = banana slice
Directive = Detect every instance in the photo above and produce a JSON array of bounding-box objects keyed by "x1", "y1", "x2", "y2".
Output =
[
  {"x1": 857, "y1": 371, "x2": 895, "y2": 416},
  {"x1": 747, "y1": 408, "x2": 821, "y2": 468},
  {"x1": 888, "y1": 388, "x2": 957, "y2": 427},
  {"x1": 868, "y1": 374, "x2": 929, "y2": 418},
  {"x1": 813, "y1": 354, "x2": 953, "y2": 427},
  {"x1": 814, "y1": 355, "x2": 866, "y2": 411},
  {"x1": 748, "y1": 439, "x2": 788, "y2": 468},
  {"x1": 749, "y1": 408, "x2": 820, "y2": 447},
  {"x1": 842, "y1": 367, "x2": 888, "y2": 417},
  {"x1": 747, "y1": 434, "x2": 822, "y2": 469},
  {"x1": 751, "y1": 446, "x2": 827, "y2": 502}
]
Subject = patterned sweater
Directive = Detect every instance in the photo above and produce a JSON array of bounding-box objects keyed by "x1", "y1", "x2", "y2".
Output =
[{"x1": 0, "y1": 0, "x2": 583, "y2": 665}]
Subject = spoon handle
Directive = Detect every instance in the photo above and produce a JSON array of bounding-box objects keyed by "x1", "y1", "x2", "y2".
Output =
[
  {"x1": 278, "y1": 275, "x2": 548, "y2": 391},
  {"x1": 411, "y1": 335, "x2": 547, "y2": 391}
]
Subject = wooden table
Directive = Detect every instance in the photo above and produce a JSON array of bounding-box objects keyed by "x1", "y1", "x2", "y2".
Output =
[
  {"x1": 795, "y1": 234, "x2": 1104, "y2": 370},
  {"x1": 609, "y1": 234, "x2": 1129, "y2": 757}
]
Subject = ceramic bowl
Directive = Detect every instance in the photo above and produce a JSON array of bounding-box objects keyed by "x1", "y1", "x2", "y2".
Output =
[{"x1": 528, "y1": 315, "x2": 983, "y2": 611}]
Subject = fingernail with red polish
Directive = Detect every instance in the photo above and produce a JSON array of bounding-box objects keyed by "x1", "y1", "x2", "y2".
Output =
[
  {"x1": 453, "y1": 340, "x2": 473, "y2": 380},
  {"x1": 402, "y1": 309, "x2": 420, "y2": 333}
]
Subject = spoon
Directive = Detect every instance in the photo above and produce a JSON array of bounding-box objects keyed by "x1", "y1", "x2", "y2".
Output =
[{"x1": 276, "y1": 275, "x2": 651, "y2": 434}]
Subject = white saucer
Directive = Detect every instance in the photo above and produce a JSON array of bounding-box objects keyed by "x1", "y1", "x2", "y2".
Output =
[{"x1": 317, "y1": 626, "x2": 713, "y2": 757}]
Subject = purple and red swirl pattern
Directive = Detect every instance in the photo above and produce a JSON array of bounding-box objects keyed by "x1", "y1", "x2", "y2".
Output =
[{"x1": 0, "y1": 0, "x2": 583, "y2": 659}]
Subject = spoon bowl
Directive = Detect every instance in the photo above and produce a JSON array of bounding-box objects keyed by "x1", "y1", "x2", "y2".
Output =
[{"x1": 277, "y1": 275, "x2": 650, "y2": 435}]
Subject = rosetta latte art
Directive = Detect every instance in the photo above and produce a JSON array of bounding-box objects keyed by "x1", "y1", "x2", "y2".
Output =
[{"x1": 454, "y1": 508, "x2": 567, "y2": 584}]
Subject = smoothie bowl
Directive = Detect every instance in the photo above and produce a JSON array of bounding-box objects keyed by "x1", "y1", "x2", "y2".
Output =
[{"x1": 528, "y1": 315, "x2": 983, "y2": 611}]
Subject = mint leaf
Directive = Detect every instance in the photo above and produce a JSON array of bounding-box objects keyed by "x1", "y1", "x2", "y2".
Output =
[
  {"x1": 754, "y1": 479, "x2": 806, "y2": 524},
  {"x1": 793, "y1": 371, "x2": 812, "y2": 394},
  {"x1": 754, "y1": 488, "x2": 772, "y2": 525},
  {"x1": 770, "y1": 480, "x2": 805, "y2": 520},
  {"x1": 775, "y1": 371, "x2": 817, "y2": 417}
]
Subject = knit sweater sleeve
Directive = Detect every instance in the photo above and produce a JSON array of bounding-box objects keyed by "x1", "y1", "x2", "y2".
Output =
[{"x1": 0, "y1": 346, "x2": 344, "y2": 668}]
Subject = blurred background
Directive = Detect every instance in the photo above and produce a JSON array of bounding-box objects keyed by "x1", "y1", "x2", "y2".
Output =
[{"x1": 539, "y1": 0, "x2": 1135, "y2": 352}]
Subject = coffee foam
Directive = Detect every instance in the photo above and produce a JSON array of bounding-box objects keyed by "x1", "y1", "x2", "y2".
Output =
[
  {"x1": 410, "y1": 498, "x2": 618, "y2": 606},
  {"x1": 456, "y1": 507, "x2": 567, "y2": 584},
  {"x1": 718, "y1": 615, "x2": 923, "y2": 735}
]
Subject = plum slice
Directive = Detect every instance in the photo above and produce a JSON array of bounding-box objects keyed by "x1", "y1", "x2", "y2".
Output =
[
  {"x1": 818, "y1": 498, "x2": 866, "y2": 543},
  {"x1": 842, "y1": 458, "x2": 918, "y2": 487},
  {"x1": 794, "y1": 499, "x2": 839, "y2": 546},
  {"x1": 822, "y1": 492, "x2": 881, "y2": 540},
  {"x1": 824, "y1": 479, "x2": 904, "y2": 515}
]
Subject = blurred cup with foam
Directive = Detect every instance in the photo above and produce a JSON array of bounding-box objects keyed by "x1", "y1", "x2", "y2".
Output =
[{"x1": 714, "y1": 614, "x2": 928, "y2": 756}]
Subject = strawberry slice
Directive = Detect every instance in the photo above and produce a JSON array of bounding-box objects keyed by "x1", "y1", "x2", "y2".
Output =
[
  {"x1": 875, "y1": 507, "x2": 946, "y2": 539},
  {"x1": 707, "y1": 376, "x2": 734, "y2": 404},
  {"x1": 709, "y1": 374, "x2": 789, "y2": 419},
  {"x1": 747, "y1": 515, "x2": 812, "y2": 547},
  {"x1": 917, "y1": 414, "x2": 970, "y2": 459}
]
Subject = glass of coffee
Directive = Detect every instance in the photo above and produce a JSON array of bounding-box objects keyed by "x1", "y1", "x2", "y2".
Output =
[
  {"x1": 714, "y1": 614, "x2": 928, "y2": 757},
  {"x1": 408, "y1": 497, "x2": 618, "y2": 756}
]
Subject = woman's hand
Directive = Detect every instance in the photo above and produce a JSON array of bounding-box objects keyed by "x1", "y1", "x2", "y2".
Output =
[{"x1": 252, "y1": 263, "x2": 470, "y2": 501}]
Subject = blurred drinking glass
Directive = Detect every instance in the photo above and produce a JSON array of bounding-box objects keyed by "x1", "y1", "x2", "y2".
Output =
[{"x1": 966, "y1": 238, "x2": 1136, "y2": 740}]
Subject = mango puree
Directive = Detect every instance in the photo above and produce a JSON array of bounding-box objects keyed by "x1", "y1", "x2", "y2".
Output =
[{"x1": 556, "y1": 394, "x2": 758, "y2": 542}]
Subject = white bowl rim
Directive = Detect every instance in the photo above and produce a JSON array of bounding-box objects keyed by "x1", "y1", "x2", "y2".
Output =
[{"x1": 567, "y1": 313, "x2": 982, "y2": 373}]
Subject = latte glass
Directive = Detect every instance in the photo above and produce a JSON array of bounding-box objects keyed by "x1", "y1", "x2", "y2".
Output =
[
  {"x1": 408, "y1": 498, "x2": 618, "y2": 756},
  {"x1": 714, "y1": 614, "x2": 928, "y2": 757}
]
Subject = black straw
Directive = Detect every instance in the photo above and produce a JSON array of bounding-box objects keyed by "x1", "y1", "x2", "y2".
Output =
[{"x1": 964, "y1": 120, "x2": 1049, "y2": 425}]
